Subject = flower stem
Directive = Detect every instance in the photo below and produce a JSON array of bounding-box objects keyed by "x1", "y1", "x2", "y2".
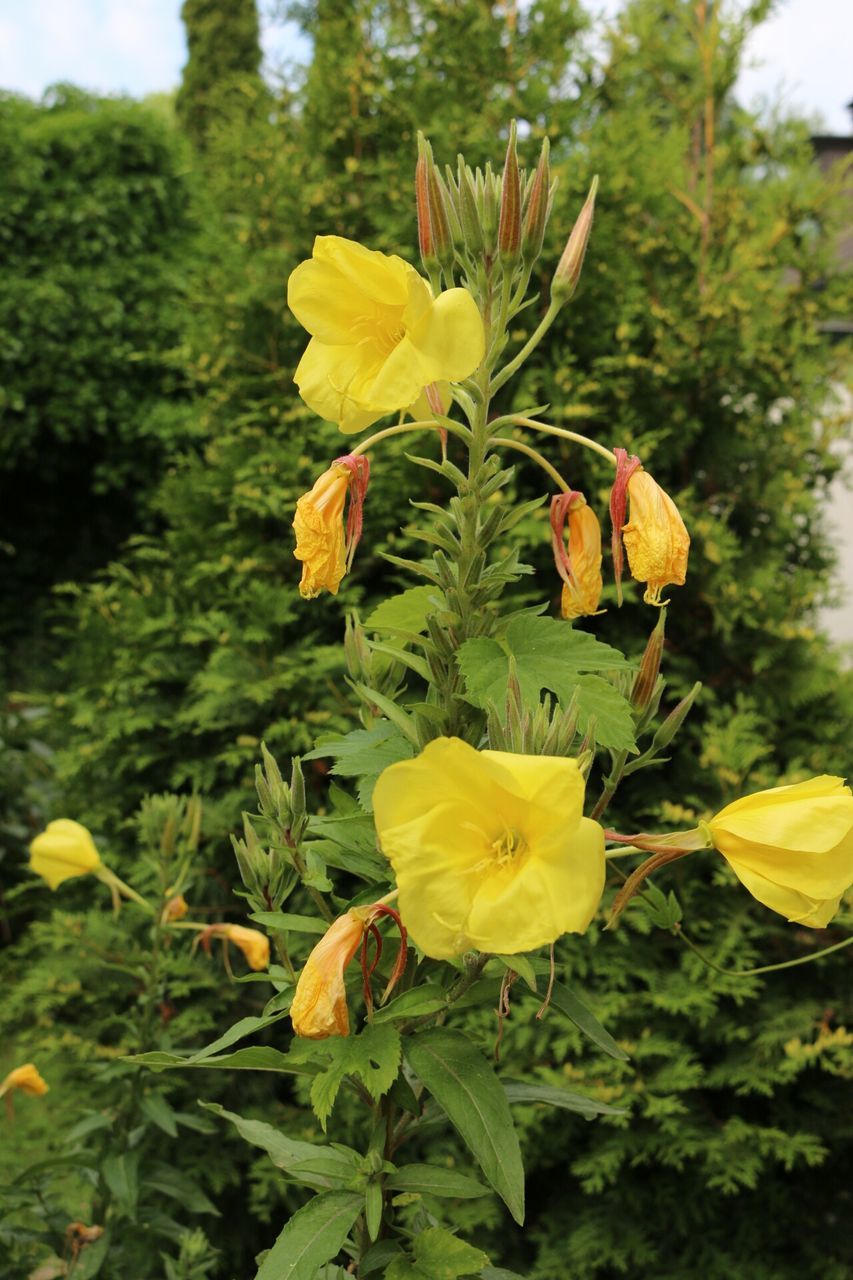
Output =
[
  {"x1": 492, "y1": 435, "x2": 571, "y2": 492},
  {"x1": 490, "y1": 300, "x2": 561, "y2": 394},
  {"x1": 351, "y1": 418, "x2": 470, "y2": 457},
  {"x1": 505, "y1": 416, "x2": 618, "y2": 465}
]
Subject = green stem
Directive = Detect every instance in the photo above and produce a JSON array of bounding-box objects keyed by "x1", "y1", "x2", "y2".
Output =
[
  {"x1": 505, "y1": 416, "x2": 618, "y2": 464},
  {"x1": 490, "y1": 300, "x2": 561, "y2": 394},
  {"x1": 672, "y1": 924, "x2": 853, "y2": 978},
  {"x1": 351, "y1": 417, "x2": 470, "y2": 457},
  {"x1": 492, "y1": 435, "x2": 571, "y2": 492}
]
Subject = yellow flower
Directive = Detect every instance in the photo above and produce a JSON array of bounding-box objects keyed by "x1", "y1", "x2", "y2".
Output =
[
  {"x1": 290, "y1": 909, "x2": 373, "y2": 1039},
  {"x1": 0, "y1": 1063, "x2": 49, "y2": 1099},
  {"x1": 373, "y1": 738, "x2": 606, "y2": 959},
  {"x1": 218, "y1": 924, "x2": 270, "y2": 971},
  {"x1": 288, "y1": 235, "x2": 485, "y2": 434},
  {"x1": 621, "y1": 469, "x2": 690, "y2": 606},
  {"x1": 708, "y1": 776, "x2": 853, "y2": 927},
  {"x1": 551, "y1": 492, "x2": 604, "y2": 619},
  {"x1": 29, "y1": 820, "x2": 102, "y2": 890},
  {"x1": 293, "y1": 454, "x2": 370, "y2": 599}
]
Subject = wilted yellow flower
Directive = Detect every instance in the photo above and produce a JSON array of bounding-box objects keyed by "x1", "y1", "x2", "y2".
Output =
[
  {"x1": 288, "y1": 235, "x2": 485, "y2": 434},
  {"x1": 708, "y1": 775, "x2": 853, "y2": 927},
  {"x1": 0, "y1": 1063, "x2": 49, "y2": 1100},
  {"x1": 291, "y1": 909, "x2": 373, "y2": 1039},
  {"x1": 293, "y1": 453, "x2": 370, "y2": 599},
  {"x1": 621, "y1": 469, "x2": 690, "y2": 606},
  {"x1": 29, "y1": 820, "x2": 101, "y2": 890},
  {"x1": 162, "y1": 894, "x2": 188, "y2": 923},
  {"x1": 373, "y1": 738, "x2": 606, "y2": 959},
  {"x1": 201, "y1": 923, "x2": 270, "y2": 971},
  {"x1": 551, "y1": 492, "x2": 604, "y2": 619}
]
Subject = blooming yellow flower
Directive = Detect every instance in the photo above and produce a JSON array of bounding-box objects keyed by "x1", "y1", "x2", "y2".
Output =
[
  {"x1": 621, "y1": 469, "x2": 690, "y2": 606},
  {"x1": 551, "y1": 492, "x2": 604, "y2": 619},
  {"x1": 373, "y1": 738, "x2": 606, "y2": 959},
  {"x1": 29, "y1": 820, "x2": 102, "y2": 891},
  {"x1": 708, "y1": 776, "x2": 853, "y2": 927},
  {"x1": 0, "y1": 1063, "x2": 49, "y2": 1099},
  {"x1": 288, "y1": 236, "x2": 485, "y2": 434},
  {"x1": 290, "y1": 908, "x2": 375, "y2": 1039}
]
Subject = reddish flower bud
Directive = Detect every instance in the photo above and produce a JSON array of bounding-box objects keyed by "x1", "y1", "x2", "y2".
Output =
[
  {"x1": 551, "y1": 176, "x2": 598, "y2": 303},
  {"x1": 498, "y1": 121, "x2": 521, "y2": 263}
]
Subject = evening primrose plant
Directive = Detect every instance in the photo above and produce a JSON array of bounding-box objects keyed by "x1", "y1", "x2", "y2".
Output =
[{"x1": 49, "y1": 126, "x2": 853, "y2": 1277}]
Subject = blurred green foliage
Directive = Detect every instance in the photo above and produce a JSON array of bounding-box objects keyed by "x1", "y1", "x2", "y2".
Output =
[{"x1": 2, "y1": 0, "x2": 852, "y2": 1276}]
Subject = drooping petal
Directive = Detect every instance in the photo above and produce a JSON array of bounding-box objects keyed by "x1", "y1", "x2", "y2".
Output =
[
  {"x1": 29, "y1": 819, "x2": 102, "y2": 890},
  {"x1": 724, "y1": 862, "x2": 840, "y2": 929}
]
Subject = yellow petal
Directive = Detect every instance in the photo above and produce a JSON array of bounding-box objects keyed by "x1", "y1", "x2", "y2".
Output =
[
  {"x1": 29, "y1": 819, "x2": 101, "y2": 890},
  {"x1": 313, "y1": 235, "x2": 410, "y2": 306},
  {"x1": 406, "y1": 287, "x2": 485, "y2": 382},
  {"x1": 294, "y1": 338, "x2": 385, "y2": 434},
  {"x1": 288, "y1": 257, "x2": 382, "y2": 346},
  {"x1": 724, "y1": 862, "x2": 841, "y2": 928}
]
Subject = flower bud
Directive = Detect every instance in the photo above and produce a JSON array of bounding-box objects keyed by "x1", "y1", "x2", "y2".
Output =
[
  {"x1": 415, "y1": 135, "x2": 437, "y2": 273},
  {"x1": 551, "y1": 175, "x2": 598, "y2": 303},
  {"x1": 622, "y1": 470, "x2": 690, "y2": 606},
  {"x1": 550, "y1": 492, "x2": 604, "y2": 619},
  {"x1": 481, "y1": 162, "x2": 499, "y2": 256},
  {"x1": 162, "y1": 894, "x2": 188, "y2": 923},
  {"x1": 498, "y1": 121, "x2": 521, "y2": 265},
  {"x1": 29, "y1": 820, "x2": 101, "y2": 891},
  {"x1": 708, "y1": 776, "x2": 853, "y2": 928},
  {"x1": 457, "y1": 158, "x2": 484, "y2": 254},
  {"x1": 631, "y1": 609, "x2": 666, "y2": 714},
  {"x1": 0, "y1": 1063, "x2": 49, "y2": 1100},
  {"x1": 650, "y1": 681, "x2": 701, "y2": 750},
  {"x1": 522, "y1": 137, "x2": 551, "y2": 264}
]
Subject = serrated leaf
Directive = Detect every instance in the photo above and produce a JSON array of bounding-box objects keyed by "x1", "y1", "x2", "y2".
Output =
[
  {"x1": 404, "y1": 1028, "x2": 525, "y2": 1224},
  {"x1": 366, "y1": 586, "x2": 439, "y2": 634},
  {"x1": 385, "y1": 1164, "x2": 490, "y2": 1199},
  {"x1": 456, "y1": 615, "x2": 636, "y2": 751},
  {"x1": 304, "y1": 723, "x2": 415, "y2": 809},
  {"x1": 412, "y1": 1227, "x2": 490, "y2": 1278},
  {"x1": 502, "y1": 1080, "x2": 626, "y2": 1119},
  {"x1": 537, "y1": 982, "x2": 629, "y2": 1061},
  {"x1": 255, "y1": 1191, "x2": 362, "y2": 1280},
  {"x1": 201, "y1": 1104, "x2": 359, "y2": 1190},
  {"x1": 372, "y1": 984, "x2": 447, "y2": 1023},
  {"x1": 311, "y1": 1025, "x2": 402, "y2": 1128}
]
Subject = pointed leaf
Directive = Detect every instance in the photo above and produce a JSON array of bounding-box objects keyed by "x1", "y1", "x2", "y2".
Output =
[
  {"x1": 385, "y1": 1164, "x2": 490, "y2": 1199},
  {"x1": 502, "y1": 1081, "x2": 626, "y2": 1119},
  {"x1": 255, "y1": 1191, "x2": 362, "y2": 1280},
  {"x1": 201, "y1": 1104, "x2": 359, "y2": 1190},
  {"x1": 537, "y1": 983, "x2": 628, "y2": 1061},
  {"x1": 404, "y1": 1028, "x2": 525, "y2": 1223}
]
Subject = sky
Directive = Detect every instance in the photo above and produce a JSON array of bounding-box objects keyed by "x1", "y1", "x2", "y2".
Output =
[{"x1": 0, "y1": 0, "x2": 850, "y2": 134}]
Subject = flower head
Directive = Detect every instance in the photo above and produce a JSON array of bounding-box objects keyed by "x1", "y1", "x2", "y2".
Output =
[
  {"x1": 288, "y1": 236, "x2": 485, "y2": 434},
  {"x1": 373, "y1": 738, "x2": 606, "y2": 959},
  {"x1": 201, "y1": 923, "x2": 270, "y2": 971},
  {"x1": 550, "y1": 492, "x2": 604, "y2": 619},
  {"x1": 291, "y1": 909, "x2": 372, "y2": 1039},
  {"x1": 621, "y1": 469, "x2": 690, "y2": 606},
  {"x1": 708, "y1": 776, "x2": 853, "y2": 928},
  {"x1": 29, "y1": 820, "x2": 101, "y2": 891},
  {"x1": 0, "y1": 1063, "x2": 49, "y2": 1100},
  {"x1": 293, "y1": 454, "x2": 370, "y2": 598}
]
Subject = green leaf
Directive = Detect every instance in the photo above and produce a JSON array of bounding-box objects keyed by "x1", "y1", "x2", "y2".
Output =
[
  {"x1": 304, "y1": 722, "x2": 414, "y2": 809},
  {"x1": 254, "y1": 1190, "x2": 362, "y2": 1280},
  {"x1": 140, "y1": 1090, "x2": 178, "y2": 1136},
  {"x1": 249, "y1": 911, "x2": 326, "y2": 934},
  {"x1": 539, "y1": 983, "x2": 629, "y2": 1061},
  {"x1": 372, "y1": 983, "x2": 448, "y2": 1023},
  {"x1": 360, "y1": 1241, "x2": 404, "y2": 1275},
  {"x1": 182, "y1": 1011, "x2": 292, "y2": 1062},
  {"x1": 142, "y1": 1164, "x2": 219, "y2": 1214},
  {"x1": 365, "y1": 585, "x2": 439, "y2": 634},
  {"x1": 456, "y1": 615, "x2": 636, "y2": 751},
  {"x1": 101, "y1": 1152, "x2": 138, "y2": 1213},
  {"x1": 311, "y1": 1024, "x2": 402, "y2": 1128},
  {"x1": 127, "y1": 1046, "x2": 319, "y2": 1075},
  {"x1": 481, "y1": 1269, "x2": 527, "y2": 1279},
  {"x1": 404, "y1": 1028, "x2": 525, "y2": 1224},
  {"x1": 201, "y1": 1104, "x2": 359, "y2": 1191},
  {"x1": 385, "y1": 1164, "x2": 490, "y2": 1199},
  {"x1": 413, "y1": 1227, "x2": 490, "y2": 1279},
  {"x1": 494, "y1": 955, "x2": 537, "y2": 991},
  {"x1": 502, "y1": 1081, "x2": 626, "y2": 1119}
]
